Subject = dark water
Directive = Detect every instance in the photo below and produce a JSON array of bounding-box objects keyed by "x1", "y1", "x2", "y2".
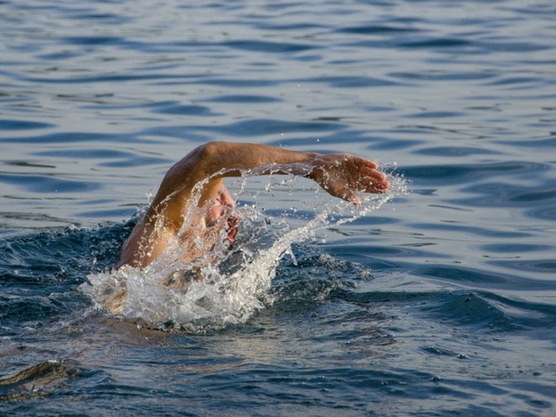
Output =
[{"x1": 1, "y1": 0, "x2": 556, "y2": 415}]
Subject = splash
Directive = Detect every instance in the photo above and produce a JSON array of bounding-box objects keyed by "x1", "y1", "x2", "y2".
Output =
[{"x1": 82, "y1": 168, "x2": 407, "y2": 331}]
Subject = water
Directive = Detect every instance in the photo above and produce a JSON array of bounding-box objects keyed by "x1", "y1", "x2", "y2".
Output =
[{"x1": 1, "y1": 0, "x2": 555, "y2": 415}]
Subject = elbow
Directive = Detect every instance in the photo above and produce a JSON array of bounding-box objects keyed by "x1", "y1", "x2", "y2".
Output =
[
  {"x1": 168, "y1": 141, "x2": 224, "y2": 178},
  {"x1": 189, "y1": 141, "x2": 230, "y2": 171},
  {"x1": 196, "y1": 141, "x2": 225, "y2": 160}
]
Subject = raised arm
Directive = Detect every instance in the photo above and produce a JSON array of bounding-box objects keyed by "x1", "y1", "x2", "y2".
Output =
[
  {"x1": 154, "y1": 141, "x2": 388, "y2": 209},
  {"x1": 116, "y1": 142, "x2": 389, "y2": 268}
]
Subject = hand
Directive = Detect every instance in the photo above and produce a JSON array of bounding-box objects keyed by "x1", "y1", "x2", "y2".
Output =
[{"x1": 309, "y1": 154, "x2": 389, "y2": 205}]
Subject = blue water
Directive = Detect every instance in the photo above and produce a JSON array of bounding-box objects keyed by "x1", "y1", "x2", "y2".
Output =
[{"x1": 1, "y1": 0, "x2": 556, "y2": 415}]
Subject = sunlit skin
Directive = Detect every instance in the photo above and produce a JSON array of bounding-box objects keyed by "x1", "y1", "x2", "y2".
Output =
[{"x1": 115, "y1": 141, "x2": 390, "y2": 269}]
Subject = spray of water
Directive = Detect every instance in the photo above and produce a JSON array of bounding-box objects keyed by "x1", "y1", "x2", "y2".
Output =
[{"x1": 82, "y1": 167, "x2": 407, "y2": 331}]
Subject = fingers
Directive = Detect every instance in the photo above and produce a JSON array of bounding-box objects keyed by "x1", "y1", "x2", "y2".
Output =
[
  {"x1": 335, "y1": 187, "x2": 361, "y2": 206},
  {"x1": 360, "y1": 168, "x2": 386, "y2": 184},
  {"x1": 360, "y1": 174, "x2": 390, "y2": 194},
  {"x1": 318, "y1": 154, "x2": 390, "y2": 203},
  {"x1": 354, "y1": 156, "x2": 378, "y2": 171},
  {"x1": 348, "y1": 192, "x2": 362, "y2": 206},
  {"x1": 354, "y1": 162, "x2": 389, "y2": 194}
]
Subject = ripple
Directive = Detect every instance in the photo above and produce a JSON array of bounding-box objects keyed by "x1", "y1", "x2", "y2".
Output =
[
  {"x1": 151, "y1": 102, "x2": 218, "y2": 117},
  {"x1": 482, "y1": 40, "x2": 551, "y2": 53},
  {"x1": 223, "y1": 40, "x2": 316, "y2": 53},
  {"x1": 0, "y1": 119, "x2": 54, "y2": 131},
  {"x1": 205, "y1": 94, "x2": 282, "y2": 103},
  {"x1": 76, "y1": 207, "x2": 137, "y2": 219},
  {"x1": 403, "y1": 161, "x2": 544, "y2": 185},
  {"x1": 390, "y1": 70, "x2": 496, "y2": 82},
  {"x1": 36, "y1": 51, "x2": 83, "y2": 60},
  {"x1": 400, "y1": 37, "x2": 473, "y2": 49},
  {"x1": 524, "y1": 205, "x2": 556, "y2": 221},
  {"x1": 2, "y1": 132, "x2": 140, "y2": 144},
  {"x1": 63, "y1": 35, "x2": 125, "y2": 46},
  {"x1": 22, "y1": 73, "x2": 191, "y2": 85},
  {"x1": 486, "y1": 259, "x2": 556, "y2": 275},
  {"x1": 405, "y1": 222, "x2": 532, "y2": 239},
  {"x1": 198, "y1": 78, "x2": 279, "y2": 88},
  {"x1": 419, "y1": 265, "x2": 518, "y2": 286},
  {"x1": 414, "y1": 146, "x2": 499, "y2": 157},
  {"x1": 0, "y1": 359, "x2": 110, "y2": 404},
  {"x1": 367, "y1": 138, "x2": 422, "y2": 150},
  {"x1": 0, "y1": 173, "x2": 102, "y2": 194},
  {"x1": 457, "y1": 182, "x2": 556, "y2": 207},
  {"x1": 405, "y1": 111, "x2": 464, "y2": 119},
  {"x1": 299, "y1": 75, "x2": 399, "y2": 88},
  {"x1": 486, "y1": 76, "x2": 542, "y2": 87},
  {"x1": 192, "y1": 118, "x2": 345, "y2": 137},
  {"x1": 338, "y1": 24, "x2": 419, "y2": 35},
  {"x1": 34, "y1": 149, "x2": 172, "y2": 168},
  {"x1": 479, "y1": 243, "x2": 553, "y2": 254},
  {"x1": 420, "y1": 290, "x2": 556, "y2": 331},
  {"x1": 499, "y1": 134, "x2": 556, "y2": 148},
  {"x1": 266, "y1": 130, "x2": 378, "y2": 148}
]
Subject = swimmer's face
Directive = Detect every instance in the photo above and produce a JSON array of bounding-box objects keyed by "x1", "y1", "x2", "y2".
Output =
[
  {"x1": 205, "y1": 184, "x2": 234, "y2": 227},
  {"x1": 204, "y1": 185, "x2": 238, "y2": 244}
]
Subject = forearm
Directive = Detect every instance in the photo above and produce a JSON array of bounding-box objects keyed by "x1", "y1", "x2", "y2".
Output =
[
  {"x1": 152, "y1": 142, "x2": 319, "y2": 210},
  {"x1": 192, "y1": 142, "x2": 388, "y2": 203},
  {"x1": 197, "y1": 141, "x2": 319, "y2": 178}
]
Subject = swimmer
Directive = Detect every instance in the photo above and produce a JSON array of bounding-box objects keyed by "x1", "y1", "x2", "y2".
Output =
[{"x1": 115, "y1": 141, "x2": 390, "y2": 269}]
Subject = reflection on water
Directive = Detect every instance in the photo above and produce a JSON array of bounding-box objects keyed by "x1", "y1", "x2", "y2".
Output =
[{"x1": 1, "y1": 0, "x2": 556, "y2": 415}]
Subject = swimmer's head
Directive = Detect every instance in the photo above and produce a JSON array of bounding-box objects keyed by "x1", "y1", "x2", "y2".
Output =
[
  {"x1": 203, "y1": 185, "x2": 238, "y2": 245},
  {"x1": 204, "y1": 185, "x2": 234, "y2": 228}
]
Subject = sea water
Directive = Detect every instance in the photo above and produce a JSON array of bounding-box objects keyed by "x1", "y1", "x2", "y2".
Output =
[{"x1": 1, "y1": 0, "x2": 556, "y2": 416}]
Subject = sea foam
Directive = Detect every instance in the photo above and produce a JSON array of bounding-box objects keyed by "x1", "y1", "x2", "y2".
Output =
[{"x1": 82, "y1": 168, "x2": 406, "y2": 331}]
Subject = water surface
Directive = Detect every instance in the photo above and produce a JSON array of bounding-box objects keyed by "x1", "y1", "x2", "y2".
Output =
[{"x1": 1, "y1": 0, "x2": 555, "y2": 415}]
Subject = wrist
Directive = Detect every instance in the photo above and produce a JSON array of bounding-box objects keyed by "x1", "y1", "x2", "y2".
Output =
[{"x1": 305, "y1": 153, "x2": 325, "y2": 181}]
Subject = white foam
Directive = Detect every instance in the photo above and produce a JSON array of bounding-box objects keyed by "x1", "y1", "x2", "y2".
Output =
[{"x1": 82, "y1": 169, "x2": 407, "y2": 331}]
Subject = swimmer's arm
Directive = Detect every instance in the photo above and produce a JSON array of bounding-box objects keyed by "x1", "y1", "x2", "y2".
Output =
[
  {"x1": 117, "y1": 142, "x2": 389, "y2": 268},
  {"x1": 154, "y1": 141, "x2": 389, "y2": 210},
  {"x1": 205, "y1": 141, "x2": 389, "y2": 204}
]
